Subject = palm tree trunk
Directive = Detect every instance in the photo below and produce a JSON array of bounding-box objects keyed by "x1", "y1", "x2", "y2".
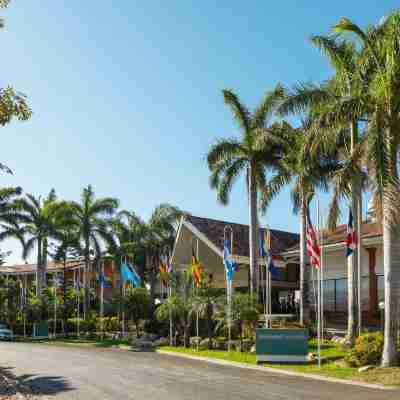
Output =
[
  {"x1": 299, "y1": 194, "x2": 310, "y2": 325},
  {"x1": 347, "y1": 121, "x2": 360, "y2": 346},
  {"x1": 84, "y1": 237, "x2": 90, "y2": 320},
  {"x1": 248, "y1": 165, "x2": 259, "y2": 296},
  {"x1": 382, "y1": 210, "x2": 400, "y2": 366},
  {"x1": 42, "y1": 237, "x2": 48, "y2": 292},
  {"x1": 36, "y1": 237, "x2": 42, "y2": 299}
]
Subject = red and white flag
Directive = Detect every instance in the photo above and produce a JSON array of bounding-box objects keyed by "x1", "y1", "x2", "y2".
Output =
[
  {"x1": 306, "y1": 206, "x2": 320, "y2": 269},
  {"x1": 346, "y1": 209, "x2": 357, "y2": 257}
]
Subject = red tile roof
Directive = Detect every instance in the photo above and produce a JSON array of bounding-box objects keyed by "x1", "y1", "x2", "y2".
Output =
[
  {"x1": 185, "y1": 215, "x2": 299, "y2": 257},
  {"x1": 0, "y1": 259, "x2": 86, "y2": 275}
]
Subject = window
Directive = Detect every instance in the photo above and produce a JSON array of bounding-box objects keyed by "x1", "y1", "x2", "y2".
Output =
[{"x1": 335, "y1": 278, "x2": 348, "y2": 312}]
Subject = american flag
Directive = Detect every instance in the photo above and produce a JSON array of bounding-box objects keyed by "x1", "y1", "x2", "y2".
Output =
[
  {"x1": 346, "y1": 209, "x2": 357, "y2": 257},
  {"x1": 306, "y1": 206, "x2": 320, "y2": 269}
]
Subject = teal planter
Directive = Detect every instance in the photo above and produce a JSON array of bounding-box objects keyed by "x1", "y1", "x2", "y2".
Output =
[{"x1": 256, "y1": 328, "x2": 308, "y2": 363}]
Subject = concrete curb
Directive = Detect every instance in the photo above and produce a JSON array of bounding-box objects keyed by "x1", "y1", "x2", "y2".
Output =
[{"x1": 157, "y1": 349, "x2": 397, "y2": 391}]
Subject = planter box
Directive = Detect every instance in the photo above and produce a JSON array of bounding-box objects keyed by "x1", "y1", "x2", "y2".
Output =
[{"x1": 256, "y1": 328, "x2": 308, "y2": 363}]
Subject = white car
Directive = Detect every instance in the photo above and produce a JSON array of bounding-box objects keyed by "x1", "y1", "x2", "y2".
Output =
[{"x1": 0, "y1": 324, "x2": 13, "y2": 341}]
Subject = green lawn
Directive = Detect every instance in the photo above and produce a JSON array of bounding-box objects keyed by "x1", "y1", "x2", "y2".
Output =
[{"x1": 158, "y1": 340, "x2": 400, "y2": 386}]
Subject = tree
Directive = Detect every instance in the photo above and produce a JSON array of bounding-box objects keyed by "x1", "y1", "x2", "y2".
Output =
[
  {"x1": 334, "y1": 11, "x2": 400, "y2": 366},
  {"x1": 192, "y1": 286, "x2": 220, "y2": 349},
  {"x1": 207, "y1": 87, "x2": 288, "y2": 295},
  {"x1": 70, "y1": 185, "x2": 118, "y2": 318},
  {"x1": 9, "y1": 190, "x2": 60, "y2": 301},
  {"x1": 260, "y1": 123, "x2": 338, "y2": 325},
  {"x1": 278, "y1": 32, "x2": 370, "y2": 343},
  {"x1": 0, "y1": 2, "x2": 31, "y2": 172},
  {"x1": 124, "y1": 288, "x2": 150, "y2": 338}
]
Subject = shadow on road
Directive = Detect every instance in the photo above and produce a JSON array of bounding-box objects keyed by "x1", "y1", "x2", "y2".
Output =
[{"x1": 0, "y1": 366, "x2": 74, "y2": 397}]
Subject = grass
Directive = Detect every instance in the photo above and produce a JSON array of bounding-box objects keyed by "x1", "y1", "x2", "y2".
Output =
[{"x1": 158, "y1": 340, "x2": 400, "y2": 386}]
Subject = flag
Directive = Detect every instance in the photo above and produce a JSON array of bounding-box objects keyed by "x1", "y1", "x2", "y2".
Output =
[
  {"x1": 159, "y1": 256, "x2": 168, "y2": 284},
  {"x1": 99, "y1": 274, "x2": 112, "y2": 288},
  {"x1": 165, "y1": 255, "x2": 173, "y2": 274},
  {"x1": 346, "y1": 209, "x2": 357, "y2": 257},
  {"x1": 223, "y1": 239, "x2": 238, "y2": 282},
  {"x1": 191, "y1": 247, "x2": 203, "y2": 288},
  {"x1": 121, "y1": 263, "x2": 142, "y2": 288},
  {"x1": 260, "y1": 229, "x2": 279, "y2": 279},
  {"x1": 306, "y1": 207, "x2": 320, "y2": 268},
  {"x1": 74, "y1": 279, "x2": 81, "y2": 291}
]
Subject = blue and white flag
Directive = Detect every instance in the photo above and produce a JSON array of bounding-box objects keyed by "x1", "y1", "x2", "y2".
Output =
[
  {"x1": 121, "y1": 263, "x2": 142, "y2": 288},
  {"x1": 223, "y1": 239, "x2": 238, "y2": 282}
]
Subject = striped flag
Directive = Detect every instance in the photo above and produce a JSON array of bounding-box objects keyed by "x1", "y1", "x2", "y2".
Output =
[
  {"x1": 260, "y1": 229, "x2": 279, "y2": 279},
  {"x1": 306, "y1": 207, "x2": 320, "y2": 269},
  {"x1": 191, "y1": 247, "x2": 203, "y2": 288},
  {"x1": 346, "y1": 209, "x2": 357, "y2": 257}
]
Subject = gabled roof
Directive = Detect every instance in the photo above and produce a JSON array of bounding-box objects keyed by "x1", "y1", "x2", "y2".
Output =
[
  {"x1": 185, "y1": 214, "x2": 299, "y2": 257},
  {"x1": 0, "y1": 258, "x2": 86, "y2": 275}
]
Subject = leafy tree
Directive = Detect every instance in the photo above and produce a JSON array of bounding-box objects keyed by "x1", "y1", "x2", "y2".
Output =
[
  {"x1": 192, "y1": 286, "x2": 220, "y2": 349},
  {"x1": 0, "y1": 1, "x2": 32, "y2": 173},
  {"x1": 70, "y1": 185, "x2": 118, "y2": 318},
  {"x1": 207, "y1": 87, "x2": 288, "y2": 294},
  {"x1": 124, "y1": 288, "x2": 150, "y2": 337}
]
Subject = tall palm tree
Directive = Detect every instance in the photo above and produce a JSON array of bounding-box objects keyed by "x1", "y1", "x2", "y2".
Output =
[
  {"x1": 207, "y1": 87, "x2": 287, "y2": 294},
  {"x1": 334, "y1": 11, "x2": 400, "y2": 366},
  {"x1": 9, "y1": 190, "x2": 59, "y2": 299},
  {"x1": 278, "y1": 33, "x2": 370, "y2": 344},
  {"x1": 70, "y1": 185, "x2": 118, "y2": 318},
  {"x1": 260, "y1": 123, "x2": 338, "y2": 325}
]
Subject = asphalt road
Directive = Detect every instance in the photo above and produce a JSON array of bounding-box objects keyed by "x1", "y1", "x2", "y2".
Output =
[{"x1": 0, "y1": 342, "x2": 399, "y2": 400}]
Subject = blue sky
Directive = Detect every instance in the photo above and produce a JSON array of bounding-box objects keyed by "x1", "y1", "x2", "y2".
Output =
[{"x1": 1, "y1": 1, "x2": 396, "y2": 263}]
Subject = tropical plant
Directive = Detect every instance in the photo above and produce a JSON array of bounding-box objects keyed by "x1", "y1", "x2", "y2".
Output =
[
  {"x1": 192, "y1": 286, "x2": 221, "y2": 349},
  {"x1": 333, "y1": 11, "x2": 400, "y2": 366},
  {"x1": 207, "y1": 87, "x2": 288, "y2": 294},
  {"x1": 260, "y1": 122, "x2": 339, "y2": 325},
  {"x1": 124, "y1": 287, "x2": 150, "y2": 337},
  {"x1": 6, "y1": 190, "x2": 60, "y2": 302},
  {"x1": 70, "y1": 185, "x2": 118, "y2": 318},
  {"x1": 215, "y1": 293, "x2": 258, "y2": 351}
]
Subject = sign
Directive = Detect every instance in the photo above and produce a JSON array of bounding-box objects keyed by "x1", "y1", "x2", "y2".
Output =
[
  {"x1": 33, "y1": 322, "x2": 49, "y2": 338},
  {"x1": 256, "y1": 328, "x2": 308, "y2": 363}
]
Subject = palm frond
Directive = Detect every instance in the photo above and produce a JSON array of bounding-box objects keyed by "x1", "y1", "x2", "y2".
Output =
[{"x1": 222, "y1": 89, "x2": 251, "y2": 133}]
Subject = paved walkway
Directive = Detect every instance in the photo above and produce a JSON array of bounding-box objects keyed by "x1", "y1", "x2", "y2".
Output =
[{"x1": 1, "y1": 342, "x2": 399, "y2": 399}]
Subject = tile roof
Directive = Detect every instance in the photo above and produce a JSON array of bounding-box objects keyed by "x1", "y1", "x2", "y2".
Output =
[
  {"x1": 0, "y1": 259, "x2": 86, "y2": 275},
  {"x1": 185, "y1": 214, "x2": 299, "y2": 257}
]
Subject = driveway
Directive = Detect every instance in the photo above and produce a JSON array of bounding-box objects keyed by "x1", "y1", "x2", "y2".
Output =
[{"x1": 0, "y1": 342, "x2": 398, "y2": 400}]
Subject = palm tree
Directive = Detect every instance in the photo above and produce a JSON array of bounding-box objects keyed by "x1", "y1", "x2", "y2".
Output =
[
  {"x1": 260, "y1": 123, "x2": 339, "y2": 325},
  {"x1": 70, "y1": 185, "x2": 119, "y2": 318},
  {"x1": 207, "y1": 87, "x2": 287, "y2": 294},
  {"x1": 334, "y1": 11, "x2": 400, "y2": 366},
  {"x1": 8, "y1": 190, "x2": 59, "y2": 300},
  {"x1": 278, "y1": 33, "x2": 370, "y2": 343},
  {"x1": 144, "y1": 204, "x2": 182, "y2": 307}
]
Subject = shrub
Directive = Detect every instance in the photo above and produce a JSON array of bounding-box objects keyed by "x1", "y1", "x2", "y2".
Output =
[{"x1": 345, "y1": 332, "x2": 384, "y2": 367}]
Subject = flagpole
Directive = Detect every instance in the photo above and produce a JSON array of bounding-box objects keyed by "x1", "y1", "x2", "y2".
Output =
[
  {"x1": 321, "y1": 214, "x2": 324, "y2": 342},
  {"x1": 357, "y1": 198, "x2": 362, "y2": 336},
  {"x1": 23, "y1": 275, "x2": 27, "y2": 338},
  {"x1": 54, "y1": 273, "x2": 57, "y2": 338},
  {"x1": 196, "y1": 239, "x2": 200, "y2": 352},
  {"x1": 77, "y1": 268, "x2": 80, "y2": 338},
  {"x1": 317, "y1": 199, "x2": 321, "y2": 368},
  {"x1": 100, "y1": 260, "x2": 104, "y2": 339}
]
